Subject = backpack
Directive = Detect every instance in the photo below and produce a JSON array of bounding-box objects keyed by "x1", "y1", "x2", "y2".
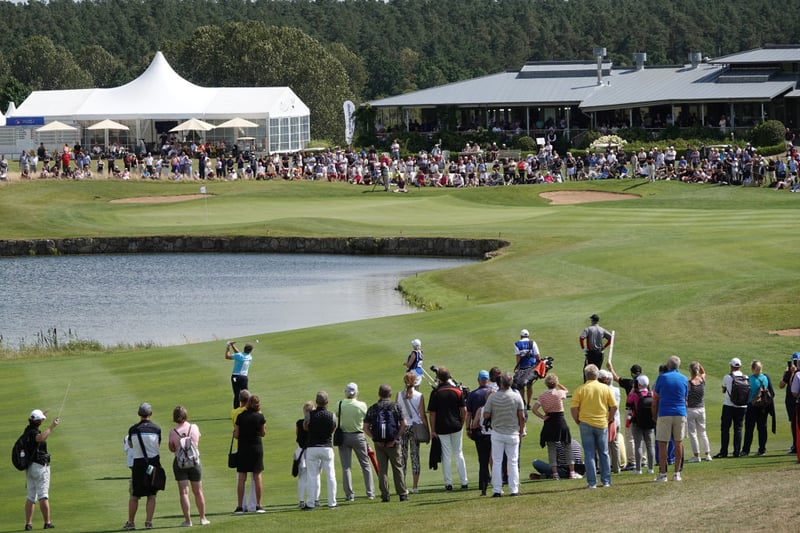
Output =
[
  {"x1": 174, "y1": 426, "x2": 200, "y2": 469},
  {"x1": 372, "y1": 404, "x2": 401, "y2": 443},
  {"x1": 11, "y1": 430, "x2": 32, "y2": 471},
  {"x1": 728, "y1": 373, "x2": 751, "y2": 406},
  {"x1": 751, "y1": 383, "x2": 773, "y2": 408},
  {"x1": 635, "y1": 391, "x2": 656, "y2": 430}
]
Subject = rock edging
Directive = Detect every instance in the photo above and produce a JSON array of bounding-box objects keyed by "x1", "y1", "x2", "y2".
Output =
[{"x1": 0, "y1": 236, "x2": 509, "y2": 259}]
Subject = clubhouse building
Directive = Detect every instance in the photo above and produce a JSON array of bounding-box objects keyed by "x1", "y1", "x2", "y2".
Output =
[{"x1": 368, "y1": 45, "x2": 800, "y2": 141}]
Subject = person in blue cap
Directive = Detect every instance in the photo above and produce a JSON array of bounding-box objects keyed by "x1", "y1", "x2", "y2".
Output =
[{"x1": 465, "y1": 370, "x2": 493, "y2": 496}]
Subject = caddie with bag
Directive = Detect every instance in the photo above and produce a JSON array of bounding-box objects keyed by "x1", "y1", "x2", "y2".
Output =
[
  {"x1": 16, "y1": 408, "x2": 60, "y2": 531},
  {"x1": 364, "y1": 384, "x2": 408, "y2": 502},
  {"x1": 168, "y1": 405, "x2": 209, "y2": 527},
  {"x1": 397, "y1": 371, "x2": 431, "y2": 494},
  {"x1": 124, "y1": 402, "x2": 163, "y2": 531},
  {"x1": 715, "y1": 358, "x2": 748, "y2": 458}
]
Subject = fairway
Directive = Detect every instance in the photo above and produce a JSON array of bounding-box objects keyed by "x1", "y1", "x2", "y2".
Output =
[{"x1": 1, "y1": 178, "x2": 799, "y2": 532}]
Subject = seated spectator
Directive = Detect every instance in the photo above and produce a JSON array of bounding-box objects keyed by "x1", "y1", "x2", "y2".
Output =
[{"x1": 530, "y1": 438, "x2": 584, "y2": 480}]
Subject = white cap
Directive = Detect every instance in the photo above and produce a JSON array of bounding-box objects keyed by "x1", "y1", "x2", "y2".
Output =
[
  {"x1": 411, "y1": 339, "x2": 421, "y2": 349},
  {"x1": 344, "y1": 382, "x2": 358, "y2": 396},
  {"x1": 636, "y1": 375, "x2": 650, "y2": 388},
  {"x1": 729, "y1": 357, "x2": 742, "y2": 368},
  {"x1": 29, "y1": 409, "x2": 46, "y2": 421},
  {"x1": 520, "y1": 329, "x2": 529, "y2": 337}
]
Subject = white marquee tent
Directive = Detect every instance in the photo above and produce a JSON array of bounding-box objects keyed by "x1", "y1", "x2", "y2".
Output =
[{"x1": 6, "y1": 52, "x2": 310, "y2": 153}]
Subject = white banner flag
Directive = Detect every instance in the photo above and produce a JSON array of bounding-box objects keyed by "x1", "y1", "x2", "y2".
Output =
[{"x1": 343, "y1": 100, "x2": 356, "y2": 146}]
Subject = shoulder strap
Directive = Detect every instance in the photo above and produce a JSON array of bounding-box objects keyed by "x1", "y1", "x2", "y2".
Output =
[
  {"x1": 401, "y1": 392, "x2": 421, "y2": 420},
  {"x1": 135, "y1": 429, "x2": 150, "y2": 462},
  {"x1": 336, "y1": 401, "x2": 342, "y2": 428}
]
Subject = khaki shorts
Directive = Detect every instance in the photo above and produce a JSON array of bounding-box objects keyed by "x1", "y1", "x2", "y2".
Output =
[
  {"x1": 655, "y1": 415, "x2": 687, "y2": 442},
  {"x1": 26, "y1": 463, "x2": 50, "y2": 502}
]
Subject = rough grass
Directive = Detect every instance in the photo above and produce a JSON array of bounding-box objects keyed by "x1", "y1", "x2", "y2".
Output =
[{"x1": 1, "y1": 178, "x2": 799, "y2": 532}]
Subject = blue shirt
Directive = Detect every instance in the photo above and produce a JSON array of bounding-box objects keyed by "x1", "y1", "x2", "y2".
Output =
[
  {"x1": 231, "y1": 351, "x2": 252, "y2": 376},
  {"x1": 654, "y1": 369, "x2": 688, "y2": 417},
  {"x1": 514, "y1": 339, "x2": 539, "y2": 369},
  {"x1": 748, "y1": 374, "x2": 768, "y2": 403}
]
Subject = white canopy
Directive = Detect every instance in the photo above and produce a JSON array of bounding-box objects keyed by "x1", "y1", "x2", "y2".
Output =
[
  {"x1": 216, "y1": 117, "x2": 259, "y2": 129},
  {"x1": 36, "y1": 120, "x2": 77, "y2": 132},
  {"x1": 169, "y1": 118, "x2": 215, "y2": 132},
  {"x1": 86, "y1": 119, "x2": 129, "y2": 131},
  {"x1": 11, "y1": 52, "x2": 309, "y2": 121}
]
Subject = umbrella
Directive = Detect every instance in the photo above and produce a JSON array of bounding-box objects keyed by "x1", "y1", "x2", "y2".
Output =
[
  {"x1": 216, "y1": 117, "x2": 259, "y2": 129},
  {"x1": 170, "y1": 118, "x2": 215, "y2": 133},
  {"x1": 87, "y1": 119, "x2": 129, "y2": 131},
  {"x1": 36, "y1": 120, "x2": 77, "y2": 132},
  {"x1": 87, "y1": 119, "x2": 130, "y2": 150}
]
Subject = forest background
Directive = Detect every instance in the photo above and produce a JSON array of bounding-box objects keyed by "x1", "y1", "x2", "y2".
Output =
[{"x1": 1, "y1": 0, "x2": 799, "y2": 142}]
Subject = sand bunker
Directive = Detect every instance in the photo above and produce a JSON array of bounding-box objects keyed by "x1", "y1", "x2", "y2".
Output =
[
  {"x1": 110, "y1": 194, "x2": 209, "y2": 204},
  {"x1": 770, "y1": 329, "x2": 800, "y2": 337},
  {"x1": 540, "y1": 191, "x2": 639, "y2": 205}
]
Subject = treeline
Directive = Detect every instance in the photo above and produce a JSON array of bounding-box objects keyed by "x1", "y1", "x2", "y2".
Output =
[{"x1": 0, "y1": 0, "x2": 797, "y2": 141}]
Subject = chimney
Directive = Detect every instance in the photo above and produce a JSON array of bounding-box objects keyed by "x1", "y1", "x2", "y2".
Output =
[
  {"x1": 633, "y1": 52, "x2": 647, "y2": 71},
  {"x1": 689, "y1": 52, "x2": 702, "y2": 69},
  {"x1": 594, "y1": 47, "x2": 607, "y2": 85}
]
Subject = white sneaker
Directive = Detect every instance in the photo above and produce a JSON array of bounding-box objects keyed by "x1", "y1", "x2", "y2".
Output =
[
  {"x1": 647, "y1": 469, "x2": 654, "y2": 474},
  {"x1": 654, "y1": 473, "x2": 668, "y2": 483},
  {"x1": 673, "y1": 472, "x2": 682, "y2": 481},
  {"x1": 200, "y1": 519, "x2": 211, "y2": 526},
  {"x1": 179, "y1": 521, "x2": 192, "y2": 527},
  {"x1": 686, "y1": 457, "x2": 701, "y2": 463},
  {"x1": 705, "y1": 455, "x2": 713, "y2": 462},
  {"x1": 632, "y1": 469, "x2": 642, "y2": 475},
  {"x1": 569, "y1": 472, "x2": 583, "y2": 479}
]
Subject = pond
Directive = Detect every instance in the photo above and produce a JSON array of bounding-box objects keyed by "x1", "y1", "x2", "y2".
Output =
[{"x1": 0, "y1": 253, "x2": 473, "y2": 347}]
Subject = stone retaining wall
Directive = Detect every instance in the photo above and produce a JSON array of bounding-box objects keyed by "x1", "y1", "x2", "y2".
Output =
[{"x1": 0, "y1": 236, "x2": 508, "y2": 259}]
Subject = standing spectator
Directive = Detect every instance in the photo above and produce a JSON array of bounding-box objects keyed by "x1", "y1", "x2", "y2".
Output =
[
  {"x1": 364, "y1": 384, "x2": 408, "y2": 502},
  {"x1": 715, "y1": 358, "x2": 748, "y2": 458},
  {"x1": 741, "y1": 360, "x2": 772, "y2": 456},
  {"x1": 168, "y1": 406, "x2": 209, "y2": 526},
  {"x1": 337, "y1": 383, "x2": 375, "y2": 501},
  {"x1": 233, "y1": 395, "x2": 266, "y2": 514},
  {"x1": 125, "y1": 403, "x2": 161, "y2": 531},
  {"x1": 686, "y1": 362, "x2": 712, "y2": 462},
  {"x1": 465, "y1": 370, "x2": 493, "y2": 495},
  {"x1": 513, "y1": 329, "x2": 540, "y2": 409},
  {"x1": 607, "y1": 361, "x2": 643, "y2": 470},
  {"x1": 570, "y1": 364, "x2": 617, "y2": 489},
  {"x1": 404, "y1": 339, "x2": 424, "y2": 388},
  {"x1": 779, "y1": 353, "x2": 800, "y2": 454},
  {"x1": 579, "y1": 314, "x2": 612, "y2": 371},
  {"x1": 231, "y1": 390, "x2": 257, "y2": 512},
  {"x1": 598, "y1": 370, "x2": 624, "y2": 473},
  {"x1": 295, "y1": 401, "x2": 315, "y2": 509},
  {"x1": 484, "y1": 372, "x2": 526, "y2": 497},
  {"x1": 628, "y1": 376, "x2": 656, "y2": 474},
  {"x1": 652, "y1": 356, "x2": 689, "y2": 482},
  {"x1": 397, "y1": 372, "x2": 429, "y2": 494},
  {"x1": 428, "y1": 367, "x2": 468, "y2": 491},
  {"x1": 23, "y1": 409, "x2": 60, "y2": 531},
  {"x1": 531, "y1": 374, "x2": 581, "y2": 480},
  {"x1": 303, "y1": 392, "x2": 338, "y2": 510},
  {"x1": 225, "y1": 341, "x2": 254, "y2": 410}
]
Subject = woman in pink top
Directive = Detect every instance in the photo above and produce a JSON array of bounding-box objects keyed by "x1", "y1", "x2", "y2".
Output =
[
  {"x1": 531, "y1": 374, "x2": 579, "y2": 480},
  {"x1": 168, "y1": 406, "x2": 209, "y2": 527}
]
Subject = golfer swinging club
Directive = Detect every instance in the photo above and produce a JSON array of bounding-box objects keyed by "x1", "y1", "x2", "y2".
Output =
[{"x1": 225, "y1": 341, "x2": 254, "y2": 410}]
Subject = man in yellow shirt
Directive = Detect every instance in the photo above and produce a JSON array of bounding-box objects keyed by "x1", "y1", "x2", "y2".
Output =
[{"x1": 570, "y1": 365, "x2": 617, "y2": 489}]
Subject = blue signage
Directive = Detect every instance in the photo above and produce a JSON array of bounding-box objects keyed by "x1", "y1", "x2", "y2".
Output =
[{"x1": 5, "y1": 117, "x2": 45, "y2": 126}]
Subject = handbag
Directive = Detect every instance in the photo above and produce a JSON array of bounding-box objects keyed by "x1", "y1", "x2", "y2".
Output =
[
  {"x1": 402, "y1": 393, "x2": 430, "y2": 444},
  {"x1": 752, "y1": 384, "x2": 773, "y2": 408},
  {"x1": 333, "y1": 401, "x2": 344, "y2": 446},
  {"x1": 228, "y1": 432, "x2": 238, "y2": 469},
  {"x1": 412, "y1": 423, "x2": 431, "y2": 444},
  {"x1": 135, "y1": 430, "x2": 166, "y2": 492}
]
